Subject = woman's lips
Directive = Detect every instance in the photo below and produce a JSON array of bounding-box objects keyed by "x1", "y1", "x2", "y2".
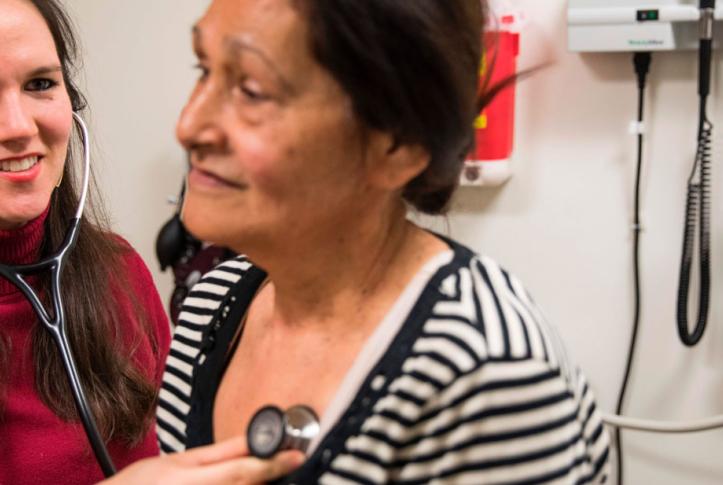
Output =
[
  {"x1": 188, "y1": 166, "x2": 246, "y2": 190},
  {"x1": 0, "y1": 155, "x2": 43, "y2": 183}
]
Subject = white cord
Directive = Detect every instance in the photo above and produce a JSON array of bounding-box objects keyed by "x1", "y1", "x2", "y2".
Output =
[{"x1": 602, "y1": 412, "x2": 723, "y2": 433}]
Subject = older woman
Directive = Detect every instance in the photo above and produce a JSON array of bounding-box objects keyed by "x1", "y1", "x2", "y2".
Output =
[
  {"x1": 115, "y1": 0, "x2": 610, "y2": 483},
  {"x1": 0, "y1": 0, "x2": 170, "y2": 483}
]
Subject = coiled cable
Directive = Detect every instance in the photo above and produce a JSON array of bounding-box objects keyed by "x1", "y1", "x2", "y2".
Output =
[
  {"x1": 676, "y1": 109, "x2": 713, "y2": 346},
  {"x1": 676, "y1": 1, "x2": 715, "y2": 346}
]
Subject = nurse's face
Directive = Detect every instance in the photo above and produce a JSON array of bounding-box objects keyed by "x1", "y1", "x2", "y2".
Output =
[
  {"x1": 0, "y1": 0, "x2": 72, "y2": 230},
  {"x1": 176, "y1": 0, "x2": 373, "y2": 252}
]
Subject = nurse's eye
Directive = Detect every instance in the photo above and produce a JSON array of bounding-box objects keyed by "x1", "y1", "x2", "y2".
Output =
[
  {"x1": 193, "y1": 63, "x2": 210, "y2": 82},
  {"x1": 25, "y1": 78, "x2": 58, "y2": 92}
]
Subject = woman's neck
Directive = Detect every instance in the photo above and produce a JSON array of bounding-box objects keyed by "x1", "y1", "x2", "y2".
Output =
[{"x1": 247, "y1": 202, "x2": 446, "y2": 333}]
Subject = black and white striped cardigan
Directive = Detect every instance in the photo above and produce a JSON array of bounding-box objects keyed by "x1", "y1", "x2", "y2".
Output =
[{"x1": 157, "y1": 240, "x2": 610, "y2": 484}]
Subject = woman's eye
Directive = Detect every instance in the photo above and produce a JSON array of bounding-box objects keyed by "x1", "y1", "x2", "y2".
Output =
[
  {"x1": 238, "y1": 79, "x2": 270, "y2": 103},
  {"x1": 25, "y1": 78, "x2": 58, "y2": 92}
]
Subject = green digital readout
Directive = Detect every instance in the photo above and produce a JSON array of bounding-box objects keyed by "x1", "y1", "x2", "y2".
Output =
[{"x1": 636, "y1": 9, "x2": 660, "y2": 22}]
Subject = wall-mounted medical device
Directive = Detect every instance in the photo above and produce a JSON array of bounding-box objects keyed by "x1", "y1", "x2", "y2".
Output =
[
  {"x1": 567, "y1": 2, "x2": 723, "y2": 485},
  {"x1": 568, "y1": 0, "x2": 723, "y2": 52}
]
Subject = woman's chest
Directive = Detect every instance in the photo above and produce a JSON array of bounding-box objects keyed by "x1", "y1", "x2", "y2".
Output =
[{"x1": 212, "y1": 329, "x2": 363, "y2": 443}]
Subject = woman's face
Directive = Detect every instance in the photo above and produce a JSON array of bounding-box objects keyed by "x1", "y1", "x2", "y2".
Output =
[
  {"x1": 0, "y1": 0, "x2": 72, "y2": 230},
  {"x1": 177, "y1": 0, "x2": 378, "y2": 252}
]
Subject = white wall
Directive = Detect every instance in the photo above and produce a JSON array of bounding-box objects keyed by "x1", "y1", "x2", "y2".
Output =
[
  {"x1": 70, "y1": 1, "x2": 722, "y2": 484},
  {"x1": 69, "y1": 0, "x2": 209, "y2": 301}
]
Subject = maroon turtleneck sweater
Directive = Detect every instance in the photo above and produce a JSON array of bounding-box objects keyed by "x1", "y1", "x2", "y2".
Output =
[{"x1": 0, "y1": 212, "x2": 171, "y2": 484}]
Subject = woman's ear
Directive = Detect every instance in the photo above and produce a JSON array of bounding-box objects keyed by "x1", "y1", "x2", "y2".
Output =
[{"x1": 364, "y1": 131, "x2": 430, "y2": 191}]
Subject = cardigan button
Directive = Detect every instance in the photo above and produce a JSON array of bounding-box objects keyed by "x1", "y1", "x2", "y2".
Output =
[
  {"x1": 321, "y1": 448, "x2": 332, "y2": 464},
  {"x1": 185, "y1": 270, "x2": 202, "y2": 288}
]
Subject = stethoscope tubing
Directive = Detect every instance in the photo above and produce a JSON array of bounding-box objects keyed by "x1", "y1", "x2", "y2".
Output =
[{"x1": 0, "y1": 113, "x2": 116, "y2": 477}]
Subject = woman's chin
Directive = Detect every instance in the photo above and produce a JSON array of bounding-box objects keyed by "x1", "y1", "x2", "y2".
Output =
[
  {"x1": 0, "y1": 205, "x2": 48, "y2": 230},
  {"x1": 182, "y1": 211, "x2": 229, "y2": 247}
]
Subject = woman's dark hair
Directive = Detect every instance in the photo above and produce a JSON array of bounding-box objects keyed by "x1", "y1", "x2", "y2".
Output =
[
  {"x1": 296, "y1": 0, "x2": 487, "y2": 213},
  {"x1": 0, "y1": 0, "x2": 157, "y2": 445}
]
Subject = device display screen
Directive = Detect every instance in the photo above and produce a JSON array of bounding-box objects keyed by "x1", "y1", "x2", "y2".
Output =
[{"x1": 636, "y1": 9, "x2": 660, "y2": 22}]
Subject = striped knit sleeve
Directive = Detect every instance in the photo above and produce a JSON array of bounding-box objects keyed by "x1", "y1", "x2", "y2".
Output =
[{"x1": 401, "y1": 360, "x2": 608, "y2": 484}]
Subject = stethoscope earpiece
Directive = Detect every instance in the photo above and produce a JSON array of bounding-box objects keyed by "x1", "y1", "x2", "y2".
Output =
[{"x1": 247, "y1": 404, "x2": 320, "y2": 459}]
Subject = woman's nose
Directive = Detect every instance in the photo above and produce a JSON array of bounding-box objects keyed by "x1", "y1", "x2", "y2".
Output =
[
  {"x1": 0, "y1": 93, "x2": 38, "y2": 144},
  {"x1": 176, "y1": 81, "x2": 225, "y2": 151}
]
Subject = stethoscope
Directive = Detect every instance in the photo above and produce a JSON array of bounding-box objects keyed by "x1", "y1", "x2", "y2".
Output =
[
  {"x1": 0, "y1": 113, "x2": 116, "y2": 477},
  {"x1": 247, "y1": 404, "x2": 320, "y2": 458}
]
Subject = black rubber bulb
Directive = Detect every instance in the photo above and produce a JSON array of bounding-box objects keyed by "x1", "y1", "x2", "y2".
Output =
[{"x1": 155, "y1": 214, "x2": 186, "y2": 271}]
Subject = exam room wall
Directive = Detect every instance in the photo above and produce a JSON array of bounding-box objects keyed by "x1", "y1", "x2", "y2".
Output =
[
  {"x1": 71, "y1": 1, "x2": 722, "y2": 484},
  {"x1": 68, "y1": 0, "x2": 210, "y2": 304}
]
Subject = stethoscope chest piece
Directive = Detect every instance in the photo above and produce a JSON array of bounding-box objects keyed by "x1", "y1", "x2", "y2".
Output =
[{"x1": 247, "y1": 404, "x2": 320, "y2": 458}]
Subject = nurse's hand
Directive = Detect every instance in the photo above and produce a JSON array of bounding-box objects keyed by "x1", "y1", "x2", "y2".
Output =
[{"x1": 100, "y1": 436, "x2": 304, "y2": 484}]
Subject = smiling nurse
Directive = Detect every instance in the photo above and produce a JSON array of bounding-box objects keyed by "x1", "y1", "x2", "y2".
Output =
[{"x1": 0, "y1": 1, "x2": 170, "y2": 483}]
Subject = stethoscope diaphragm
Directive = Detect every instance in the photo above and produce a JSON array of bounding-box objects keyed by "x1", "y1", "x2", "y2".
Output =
[{"x1": 247, "y1": 404, "x2": 320, "y2": 458}]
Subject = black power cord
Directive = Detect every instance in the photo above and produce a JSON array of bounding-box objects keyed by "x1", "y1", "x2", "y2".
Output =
[
  {"x1": 676, "y1": 0, "x2": 715, "y2": 346},
  {"x1": 615, "y1": 4, "x2": 716, "y2": 481},
  {"x1": 615, "y1": 50, "x2": 651, "y2": 485}
]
